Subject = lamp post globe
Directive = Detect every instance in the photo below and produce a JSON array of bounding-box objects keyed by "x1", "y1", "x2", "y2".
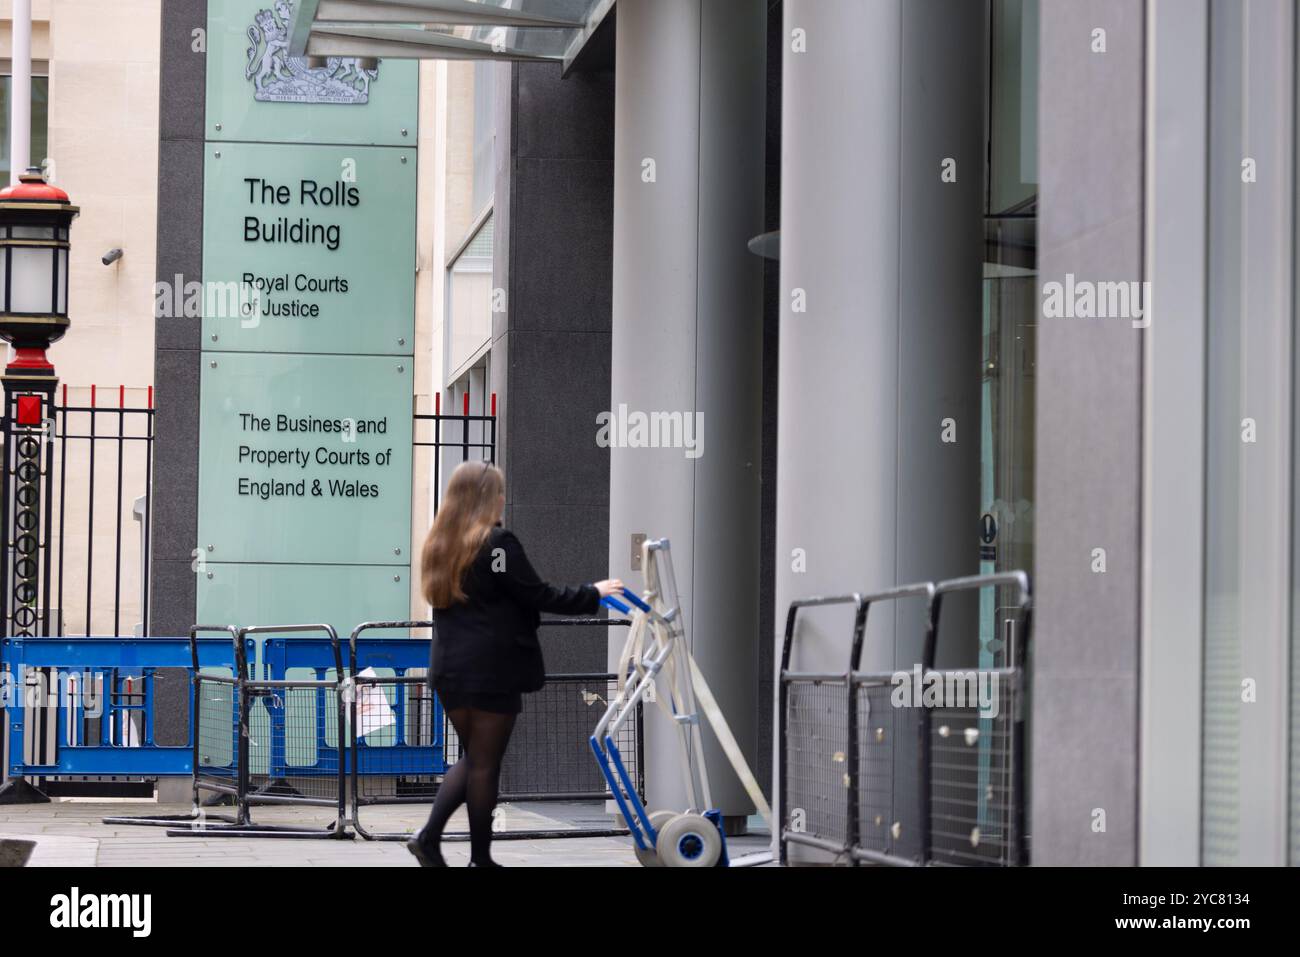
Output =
[{"x1": 0, "y1": 166, "x2": 79, "y2": 392}]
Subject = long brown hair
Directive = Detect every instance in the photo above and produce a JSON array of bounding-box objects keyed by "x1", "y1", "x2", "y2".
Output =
[{"x1": 422, "y1": 460, "x2": 505, "y2": 608}]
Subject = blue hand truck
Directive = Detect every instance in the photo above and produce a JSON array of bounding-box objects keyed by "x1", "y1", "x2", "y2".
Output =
[{"x1": 590, "y1": 538, "x2": 772, "y2": 867}]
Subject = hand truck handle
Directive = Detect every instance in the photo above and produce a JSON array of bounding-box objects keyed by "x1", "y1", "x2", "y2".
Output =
[
  {"x1": 601, "y1": 595, "x2": 632, "y2": 615},
  {"x1": 620, "y1": 589, "x2": 652, "y2": 613}
]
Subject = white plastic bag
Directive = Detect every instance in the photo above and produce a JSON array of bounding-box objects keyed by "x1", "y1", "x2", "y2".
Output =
[{"x1": 356, "y1": 667, "x2": 397, "y2": 737}]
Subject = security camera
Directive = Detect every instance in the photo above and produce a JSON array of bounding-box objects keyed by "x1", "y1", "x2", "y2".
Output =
[{"x1": 102, "y1": 248, "x2": 123, "y2": 266}]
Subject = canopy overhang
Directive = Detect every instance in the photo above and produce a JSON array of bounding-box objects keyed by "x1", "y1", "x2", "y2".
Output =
[{"x1": 286, "y1": 0, "x2": 615, "y2": 72}]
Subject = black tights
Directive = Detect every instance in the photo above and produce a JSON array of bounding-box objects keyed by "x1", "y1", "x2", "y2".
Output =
[{"x1": 419, "y1": 707, "x2": 517, "y2": 865}]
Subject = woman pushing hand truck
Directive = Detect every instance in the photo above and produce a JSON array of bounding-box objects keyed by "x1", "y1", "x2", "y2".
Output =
[{"x1": 408, "y1": 459, "x2": 624, "y2": 867}]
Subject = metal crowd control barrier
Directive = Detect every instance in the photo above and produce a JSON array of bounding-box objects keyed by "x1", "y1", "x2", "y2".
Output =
[
  {"x1": 778, "y1": 585, "x2": 932, "y2": 865},
  {"x1": 168, "y1": 623, "x2": 351, "y2": 839},
  {"x1": 778, "y1": 571, "x2": 1031, "y2": 867},
  {"x1": 4, "y1": 631, "x2": 241, "y2": 811},
  {"x1": 347, "y1": 620, "x2": 443, "y2": 841},
  {"x1": 349, "y1": 617, "x2": 642, "y2": 842}
]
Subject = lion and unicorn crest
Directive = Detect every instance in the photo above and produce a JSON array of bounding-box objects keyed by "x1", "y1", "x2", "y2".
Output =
[{"x1": 245, "y1": 0, "x2": 378, "y2": 104}]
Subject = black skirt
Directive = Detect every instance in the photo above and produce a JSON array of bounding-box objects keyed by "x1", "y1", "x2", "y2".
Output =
[{"x1": 435, "y1": 687, "x2": 522, "y2": 715}]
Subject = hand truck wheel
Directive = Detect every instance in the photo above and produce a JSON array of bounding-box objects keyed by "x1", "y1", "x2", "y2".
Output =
[
  {"x1": 655, "y1": 812, "x2": 722, "y2": 867},
  {"x1": 634, "y1": 810, "x2": 677, "y2": 867}
]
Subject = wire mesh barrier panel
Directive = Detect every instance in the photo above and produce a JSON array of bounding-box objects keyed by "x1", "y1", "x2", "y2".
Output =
[
  {"x1": 853, "y1": 677, "x2": 924, "y2": 864},
  {"x1": 782, "y1": 677, "x2": 850, "y2": 856},
  {"x1": 242, "y1": 679, "x2": 347, "y2": 830},
  {"x1": 350, "y1": 670, "x2": 447, "y2": 834},
  {"x1": 926, "y1": 669, "x2": 1021, "y2": 866},
  {"x1": 498, "y1": 674, "x2": 639, "y2": 801},
  {"x1": 348, "y1": 624, "x2": 447, "y2": 839},
  {"x1": 194, "y1": 672, "x2": 240, "y2": 802}
]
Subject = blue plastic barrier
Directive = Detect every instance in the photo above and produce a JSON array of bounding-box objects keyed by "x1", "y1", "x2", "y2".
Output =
[{"x1": 2, "y1": 633, "x2": 241, "y2": 782}]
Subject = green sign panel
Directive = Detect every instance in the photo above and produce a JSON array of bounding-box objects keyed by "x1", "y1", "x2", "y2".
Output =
[
  {"x1": 206, "y1": 0, "x2": 418, "y2": 147},
  {"x1": 198, "y1": 352, "x2": 414, "y2": 565},
  {"x1": 201, "y1": 141, "x2": 416, "y2": 356},
  {"x1": 197, "y1": 563, "x2": 414, "y2": 650}
]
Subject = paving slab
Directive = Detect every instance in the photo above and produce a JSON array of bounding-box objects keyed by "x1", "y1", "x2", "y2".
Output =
[{"x1": 0, "y1": 799, "x2": 773, "y2": 867}]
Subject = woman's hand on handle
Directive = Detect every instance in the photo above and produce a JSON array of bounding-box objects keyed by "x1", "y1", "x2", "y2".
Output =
[{"x1": 594, "y1": 579, "x2": 626, "y2": 599}]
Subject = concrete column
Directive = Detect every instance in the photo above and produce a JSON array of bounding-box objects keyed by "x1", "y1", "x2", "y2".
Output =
[
  {"x1": 609, "y1": 0, "x2": 766, "y2": 820},
  {"x1": 774, "y1": 0, "x2": 983, "y2": 859}
]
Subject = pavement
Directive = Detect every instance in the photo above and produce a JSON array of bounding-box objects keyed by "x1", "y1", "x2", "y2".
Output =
[{"x1": 0, "y1": 797, "x2": 773, "y2": 867}]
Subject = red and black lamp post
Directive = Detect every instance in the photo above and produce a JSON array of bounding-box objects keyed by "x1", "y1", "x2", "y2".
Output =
[{"x1": 0, "y1": 167, "x2": 78, "y2": 638}]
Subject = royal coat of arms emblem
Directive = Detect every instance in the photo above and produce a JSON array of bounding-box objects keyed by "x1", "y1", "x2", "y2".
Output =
[{"x1": 245, "y1": 0, "x2": 379, "y2": 104}]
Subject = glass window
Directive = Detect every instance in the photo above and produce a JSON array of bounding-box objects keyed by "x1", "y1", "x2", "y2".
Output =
[
  {"x1": 446, "y1": 213, "x2": 494, "y2": 378},
  {"x1": 0, "y1": 74, "x2": 50, "y2": 182},
  {"x1": 981, "y1": 2, "x2": 1038, "y2": 679},
  {"x1": 472, "y1": 61, "x2": 496, "y2": 215},
  {"x1": 980, "y1": 0, "x2": 1038, "y2": 858},
  {"x1": 988, "y1": 0, "x2": 1039, "y2": 215}
]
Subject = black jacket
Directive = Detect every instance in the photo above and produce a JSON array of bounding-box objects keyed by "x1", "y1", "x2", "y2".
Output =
[{"x1": 430, "y1": 527, "x2": 599, "y2": 693}]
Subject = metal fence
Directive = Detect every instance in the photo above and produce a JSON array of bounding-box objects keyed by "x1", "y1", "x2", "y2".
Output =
[
  {"x1": 0, "y1": 385, "x2": 155, "y2": 642},
  {"x1": 419, "y1": 392, "x2": 497, "y2": 507},
  {"x1": 779, "y1": 572, "x2": 1031, "y2": 867}
]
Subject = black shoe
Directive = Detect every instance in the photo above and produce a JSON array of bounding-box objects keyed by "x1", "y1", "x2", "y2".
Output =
[
  {"x1": 468, "y1": 859, "x2": 502, "y2": 867},
  {"x1": 407, "y1": 836, "x2": 446, "y2": 867}
]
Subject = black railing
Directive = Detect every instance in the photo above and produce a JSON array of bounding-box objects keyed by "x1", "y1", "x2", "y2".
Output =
[
  {"x1": 0, "y1": 385, "x2": 155, "y2": 639},
  {"x1": 418, "y1": 392, "x2": 497, "y2": 509}
]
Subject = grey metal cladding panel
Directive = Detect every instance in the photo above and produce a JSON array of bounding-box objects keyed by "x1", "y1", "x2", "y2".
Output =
[
  {"x1": 1030, "y1": 671, "x2": 1141, "y2": 863},
  {"x1": 1037, "y1": 1, "x2": 1145, "y2": 258},
  {"x1": 1032, "y1": 0, "x2": 1145, "y2": 865},
  {"x1": 1036, "y1": 0, "x2": 1145, "y2": 674}
]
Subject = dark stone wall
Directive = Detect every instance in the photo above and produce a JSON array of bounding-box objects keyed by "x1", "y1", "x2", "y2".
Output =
[
  {"x1": 148, "y1": 0, "x2": 208, "y2": 753},
  {"x1": 491, "y1": 62, "x2": 616, "y2": 676},
  {"x1": 150, "y1": 0, "x2": 206, "y2": 638}
]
